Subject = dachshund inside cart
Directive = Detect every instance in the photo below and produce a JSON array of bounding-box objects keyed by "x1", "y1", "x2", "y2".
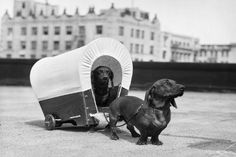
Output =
[{"x1": 91, "y1": 66, "x2": 117, "y2": 107}]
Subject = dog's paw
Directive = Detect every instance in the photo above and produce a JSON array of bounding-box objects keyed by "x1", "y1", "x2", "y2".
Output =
[
  {"x1": 131, "y1": 132, "x2": 141, "y2": 138},
  {"x1": 136, "y1": 140, "x2": 147, "y2": 145},
  {"x1": 110, "y1": 134, "x2": 119, "y2": 140},
  {"x1": 151, "y1": 140, "x2": 163, "y2": 145}
]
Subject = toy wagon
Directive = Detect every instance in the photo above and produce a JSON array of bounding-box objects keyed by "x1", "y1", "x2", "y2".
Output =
[{"x1": 30, "y1": 37, "x2": 133, "y2": 130}]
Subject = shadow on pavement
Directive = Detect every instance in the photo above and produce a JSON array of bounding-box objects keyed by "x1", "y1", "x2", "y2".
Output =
[
  {"x1": 97, "y1": 127, "x2": 140, "y2": 144},
  {"x1": 25, "y1": 120, "x2": 97, "y2": 132},
  {"x1": 25, "y1": 120, "x2": 44, "y2": 128},
  {"x1": 163, "y1": 133, "x2": 236, "y2": 153}
]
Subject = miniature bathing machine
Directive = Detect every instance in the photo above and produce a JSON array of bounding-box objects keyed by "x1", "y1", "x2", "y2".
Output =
[{"x1": 30, "y1": 37, "x2": 133, "y2": 130}]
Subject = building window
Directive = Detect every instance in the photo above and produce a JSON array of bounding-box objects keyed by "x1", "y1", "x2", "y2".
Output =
[
  {"x1": 132, "y1": 12, "x2": 136, "y2": 18},
  {"x1": 6, "y1": 54, "x2": 12, "y2": 58},
  {"x1": 119, "y1": 26, "x2": 124, "y2": 36},
  {"x1": 135, "y1": 44, "x2": 139, "y2": 54},
  {"x1": 162, "y1": 50, "x2": 166, "y2": 59},
  {"x1": 31, "y1": 41, "x2": 37, "y2": 50},
  {"x1": 21, "y1": 27, "x2": 27, "y2": 35},
  {"x1": 32, "y1": 27, "x2": 37, "y2": 35},
  {"x1": 141, "y1": 30, "x2": 145, "y2": 39},
  {"x1": 150, "y1": 46, "x2": 154, "y2": 54},
  {"x1": 225, "y1": 51, "x2": 229, "y2": 57},
  {"x1": 96, "y1": 25, "x2": 103, "y2": 34},
  {"x1": 20, "y1": 54, "x2": 25, "y2": 58},
  {"x1": 65, "y1": 41, "x2": 72, "y2": 50},
  {"x1": 7, "y1": 41, "x2": 12, "y2": 50},
  {"x1": 130, "y1": 43, "x2": 133, "y2": 53},
  {"x1": 20, "y1": 41, "x2": 26, "y2": 49},
  {"x1": 43, "y1": 26, "x2": 48, "y2": 35},
  {"x1": 53, "y1": 41, "x2": 60, "y2": 50},
  {"x1": 136, "y1": 29, "x2": 140, "y2": 38},
  {"x1": 140, "y1": 45, "x2": 144, "y2": 54},
  {"x1": 77, "y1": 40, "x2": 85, "y2": 48},
  {"x1": 210, "y1": 50, "x2": 213, "y2": 57},
  {"x1": 42, "y1": 41, "x2": 48, "y2": 50},
  {"x1": 54, "y1": 26, "x2": 60, "y2": 35},
  {"x1": 79, "y1": 26, "x2": 85, "y2": 36},
  {"x1": 31, "y1": 54, "x2": 36, "y2": 59},
  {"x1": 222, "y1": 50, "x2": 229, "y2": 57},
  {"x1": 150, "y1": 32, "x2": 155, "y2": 40},
  {"x1": 41, "y1": 54, "x2": 47, "y2": 58},
  {"x1": 131, "y1": 28, "x2": 134, "y2": 37},
  {"x1": 221, "y1": 51, "x2": 224, "y2": 57},
  {"x1": 214, "y1": 50, "x2": 217, "y2": 57},
  {"x1": 199, "y1": 51, "x2": 202, "y2": 57},
  {"x1": 66, "y1": 26, "x2": 72, "y2": 35},
  {"x1": 22, "y1": 2, "x2": 25, "y2": 8},
  {"x1": 7, "y1": 27, "x2": 13, "y2": 35}
]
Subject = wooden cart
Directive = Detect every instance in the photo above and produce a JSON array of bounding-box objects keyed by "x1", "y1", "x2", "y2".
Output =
[{"x1": 30, "y1": 37, "x2": 133, "y2": 130}]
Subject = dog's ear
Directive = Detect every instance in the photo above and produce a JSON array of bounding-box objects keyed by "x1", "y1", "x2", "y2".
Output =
[
  {"x1": 91, "y1": 70, "x2": 94, "y2": 84},
  {"x1": 108, "y1": 69, "x2": 114, "y2": 81},
  {"x1": 108, "y1": 68, "x2": 114, "y2": 87},
  {"x1": 144, "y1": 86, "x2": 155, "y2": 104}
]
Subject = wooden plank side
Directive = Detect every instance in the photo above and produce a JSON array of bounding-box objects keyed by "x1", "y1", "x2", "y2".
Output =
[{"x1": 39, "y1": 92, "x2": 87, "y2": 126}]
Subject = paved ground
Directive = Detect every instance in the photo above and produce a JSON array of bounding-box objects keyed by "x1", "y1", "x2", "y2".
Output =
[{"x1": 0, "y1": 86, "x2": 236, "y2": 157}]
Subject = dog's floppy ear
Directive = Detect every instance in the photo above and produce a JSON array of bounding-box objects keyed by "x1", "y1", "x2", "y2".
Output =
[
  {"x1": 108, "y1": 68, "x2": 114, "y2": 87},
  {"x1": 144, "y1": 86, "x2": 155, "y2": 104}
]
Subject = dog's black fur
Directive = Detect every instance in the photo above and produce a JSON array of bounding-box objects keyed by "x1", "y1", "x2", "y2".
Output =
[
  {"x1": 91, "y1": 66, "x2": 116, "y2": 107},
  {"x1": 109, "y1": 79, "x2": 184, "y2": 145}
]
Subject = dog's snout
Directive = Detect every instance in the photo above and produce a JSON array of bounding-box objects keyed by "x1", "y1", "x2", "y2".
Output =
[
  {"x1": 103, "y1": 75, "x2": 109, "y2": 80},
  {"x1": 179, "y1": 85, "x2": 185, "y2": 91}
]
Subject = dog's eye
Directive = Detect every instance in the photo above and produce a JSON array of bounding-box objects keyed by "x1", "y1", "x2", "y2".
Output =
[
  {"x1": 165, "y1": 80, "x2": 170, "y2": 84},
  {"x1": 165, "y1": 80, "x2": 172, "y2": 86}
]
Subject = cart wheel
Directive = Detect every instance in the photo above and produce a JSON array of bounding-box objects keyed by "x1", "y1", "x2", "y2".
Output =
[
  {"x1": 45, "y1": 114, "x2": 56, "y2": 130},
  {"x1": 55, "y1": 122, "x2": 62, "y2": 127},
  {"x1": 71, "y1": 120, "x2": 77, "y2": 126}
]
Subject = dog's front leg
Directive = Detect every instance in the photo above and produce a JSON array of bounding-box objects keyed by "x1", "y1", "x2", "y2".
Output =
[
  {"x1": 109, "y1": 115, "x2": 119, "y2": 140},
  {"x1": 151, "y1": 131, "x2": 163, "y2": 145},
  {"x1": 136, "y1": 131, "x2": 148, "y2": 145}
]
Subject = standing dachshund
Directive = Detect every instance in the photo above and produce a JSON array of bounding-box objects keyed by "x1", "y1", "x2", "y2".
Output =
[
  {"x1": 91, "y1": 66, "x2": 116, "y2": 107},
  {"x1": 109, "y1": 79, "x2": 184, "y2": 145}
]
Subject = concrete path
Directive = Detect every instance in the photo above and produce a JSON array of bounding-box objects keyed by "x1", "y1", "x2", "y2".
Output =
[{"x1": 0, "y1": 86, "x2": 236, "y2": 157}]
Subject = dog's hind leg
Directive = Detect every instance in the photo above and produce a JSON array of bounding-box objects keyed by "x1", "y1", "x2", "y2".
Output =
[
  {"x1": 136, "y1": 131, "x2": 148, "y2": 145},
  {"x1": 126, "y1": 124, "x2": 140, "y2": 137}
]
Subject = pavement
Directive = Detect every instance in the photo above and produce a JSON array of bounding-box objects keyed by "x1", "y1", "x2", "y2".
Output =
[{"x1": 0, "y1": 86, "x2": 236, "y2": 157}]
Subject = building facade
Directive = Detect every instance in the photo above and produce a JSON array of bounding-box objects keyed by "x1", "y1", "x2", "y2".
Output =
[
  {"x1": 229, "y1": 44, "x2": 236, "y2": 63},
  {"x1": 195, "y1": 44, "x2": 236, "y2": 63},
  {"x1": 0, "y1": 0, "x2": 161, "y2": 62},
  {"x1": 160, "y1": 31, "x2": 200, "y2": 62}
]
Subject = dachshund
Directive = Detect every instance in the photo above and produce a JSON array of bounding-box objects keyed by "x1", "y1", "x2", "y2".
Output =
[
  {"x1": 91, "y1": 66, "x2": 116, "y2": 107},
  {"x1": 109, "y1": 79, "x2": 184, "y2": 145}
]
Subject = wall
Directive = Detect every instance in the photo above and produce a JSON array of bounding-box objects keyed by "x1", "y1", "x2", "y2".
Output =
[
  {"x1": 0, "y1": 59, "x2": 36, "y2": 85},
  {"x1": 0, "y1": 59, "x2": 236, "y2": 92},
  {"x1": 132, "y1": 62, "x2": 236, "y2": 92}
]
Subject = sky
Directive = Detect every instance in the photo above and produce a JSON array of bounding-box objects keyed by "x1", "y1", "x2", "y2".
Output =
[{"x1": 0, "y1": 0, "x2": 236, "y2": 44}]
